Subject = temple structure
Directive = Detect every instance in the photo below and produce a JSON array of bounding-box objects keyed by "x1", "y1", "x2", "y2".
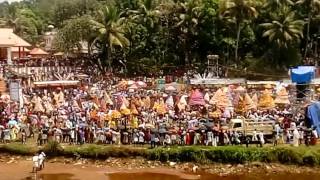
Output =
[{"x1": 0, "y1": 28, "x2": 31, "y2": 64}]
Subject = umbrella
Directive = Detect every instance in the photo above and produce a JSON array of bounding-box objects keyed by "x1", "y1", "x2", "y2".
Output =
[
  {"x1": 79, "y1": 123, "x2": 88, "y2": 128},
  {"x1": 128, "y1": 80, "x2": 135, "y2": 85},
  {"x1": 234, "y1": 86, "x2": 246, "y2": 92},
  {"x1": 204, "y1": 122, "x2": 214, "y2": 128},
  {"x1": 96, "y1": 130, "x2": 104, "y2": 134},
  {"x1": 199, "y1": 126, "x2": 207, "y2": 131},
  {"x1": 8, "y1": 120, "x2": 17, "y2": 126},
  {"x1": 165, "y1": 85, "x2": 176, "y2": 92},
  {"x1": 145, "y1": 123, "x2": 155, "y2": 129},
  {"x1": 151, "y1": 128, "x2": 158, "y2": 133},
  {"x1": 136, "y1": 81, "x2": 147, "y2": 87},
  {"x1": 129, "y1": 84, "x2": 139, "y2": 89},
  {"x1": 159, "y1": 128, "x2": 167, "y2": 134}
]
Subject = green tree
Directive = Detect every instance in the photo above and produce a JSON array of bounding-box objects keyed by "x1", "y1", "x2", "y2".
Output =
[
  {"x1": 175, "y1": 0, "x2": 202, "y2": 65},
  {"x1": 90, "y1": 6, "x2": 130, "y2": 70},
  {"x1": 260, "y1": 8, "x2": 304, "y2": 67},
  {"x1": 264, "y1": 0, "x2": 294, "y2": 9},
  {"x1": 260, "y1": 10, "x2": 304, "y2": 48},
  {"x1": 219, "y1": 0, "x2": 258, "y2": 61},
  {"x1": 54, "y1": 16, "x2": 95, "y2": 53},
  {"x1": 295, "y1": 0, "x2": 320, "y2": 59}
]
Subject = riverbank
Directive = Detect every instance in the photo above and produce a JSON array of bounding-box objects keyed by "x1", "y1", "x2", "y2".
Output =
[
  {"x1": 1, "y1": 154, "x2": 320, "y2": 180},
  {"x1": 1, "y1": 142, "x2": 320, "y2": 166}
]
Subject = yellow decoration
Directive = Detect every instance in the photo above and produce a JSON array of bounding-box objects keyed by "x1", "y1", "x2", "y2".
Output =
[
  {"x1": 111, "y1": 110, "x2": 122, "y2": 119},
  {"x1": 209, "y1": 109, "x2": 222, "y2": 118},
  {"x1": 258, "y1": 90, "x2": 275, "y2": 109},
  {"x1": 251, "y1": 93, "x2": 258, "y2": 108},
  {"x1": 120, "y1": 103, "x2": 131, "y2": 115},
  {"x1": 156, "y1": 99, "x2": 167, "y2": 115},
  {"x1": 244, "y1": 93, "x2": 256, "y2": 110},
  {"x1": 235, "y1": 95, "x2": 245, "y2": 114},
  {"x1": 143, "y1": 96, "x2": 151, "y2": 109},
  {"x1": 275, "y1": 87, "x2": 290, "y2": 104}
]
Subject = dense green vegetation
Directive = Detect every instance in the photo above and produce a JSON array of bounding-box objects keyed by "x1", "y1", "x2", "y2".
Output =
[
  {"x1": 1, "y1": 142, "x2": 320, "y2": 166},
  {"x1": 0, "y1": 0, "x2": 320, "y2": 75}
]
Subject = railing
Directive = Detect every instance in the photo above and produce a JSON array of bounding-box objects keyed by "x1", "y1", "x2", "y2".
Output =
[{"x1": 0, "y1": 65, "x2": 83, "y2": 79}]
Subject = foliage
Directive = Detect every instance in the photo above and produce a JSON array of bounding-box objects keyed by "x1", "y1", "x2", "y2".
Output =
[
  {"x1": 0, "y1": 143, "x2": 36, "y2": 155},
  {"x1": 42, "y1": 140, "x2": 63, "y2": 156},
  {"x1": 2, "y1": 143, "x2": 320, "y2": 166},
  {"x1": 54, "y1": 16, "x2": 95, "y2": 52},
  {"x1": 1, "y1": 0, "x2": 320, "y2": 74},
  {"x1": 90, "y1": 5, "x2": 130, "y2": 69}
]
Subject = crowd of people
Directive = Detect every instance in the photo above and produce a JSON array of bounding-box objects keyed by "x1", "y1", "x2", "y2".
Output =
[{"x1": 0, "y1": 77, "x2": 319, "y2": 148}]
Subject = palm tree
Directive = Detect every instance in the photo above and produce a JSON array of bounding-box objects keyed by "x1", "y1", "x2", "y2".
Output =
[
  {"x1": 91, "y1": 6, "x2": 130, "y2": 70},
  {"x1": 295, "y1": 0, "x2": 320, "y2": 59},
  {"x1": 264, "y1": 0, "x2": 294, "y2": 9},
  {"x1": 260, "y1": 9, "x2": 304, "y2": 48},
  {"x1": 219, "y1": 0, "x2": 257, "y2": 61},
  {"x1": 175, "y1": 0, "x2": 201, "y2": 65},
  {"x1": 129, "y1": 0, "x2": 160, "y2": 29}
]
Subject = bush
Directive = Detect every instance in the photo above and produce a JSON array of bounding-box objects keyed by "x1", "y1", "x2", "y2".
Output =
[
  {"x1": 274, "y1": 148, "x2": 302, "y2": 164},
  {"x1": 0, "y1": 143, "x2": 36, "y2": 155},
  {"x1": 302, "y1": 151, "x2": 319, "y2": 166},
  {"x1": 1, "y1": 143, "x2": 320, "y2": 166},
  {"x1": 43, "y1": 141, "x2": 63, "y2": 156}
]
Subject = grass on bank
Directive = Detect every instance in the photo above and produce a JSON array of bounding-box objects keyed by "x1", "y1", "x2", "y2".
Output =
[{"x1": 1, "y1": 142, "x2": 320, "y2": 166}]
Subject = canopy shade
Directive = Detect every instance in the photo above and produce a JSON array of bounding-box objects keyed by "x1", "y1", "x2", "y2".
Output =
[{"x1": 30, "y1": 48, "x2": 49, "y2": 55}]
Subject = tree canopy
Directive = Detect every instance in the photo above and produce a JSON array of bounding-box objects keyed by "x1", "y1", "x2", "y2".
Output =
[{"x1": 1, "y1": 0, "x2": 320, "y2": 76}]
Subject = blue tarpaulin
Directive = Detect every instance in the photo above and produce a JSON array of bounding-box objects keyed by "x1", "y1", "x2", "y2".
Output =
[
  {"x1": 291, "y1": 66, "x2": 315, "y2": 84},
  {"x1": 307, "y1": 102, "x2": 320, "y2": 135}
]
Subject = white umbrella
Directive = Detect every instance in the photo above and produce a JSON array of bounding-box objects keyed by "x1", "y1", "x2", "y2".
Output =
[
  {"x1": 129, "y1": 84, "x2": 139, "y2": 89},
  {"x1": 136, "y1": 81, "x2": 147, "y2": 87},
  {"x1": 165, "y1": 85, "x2": 176, "y2": 92},
  {"x1": 128, "y1": 80, "x2": 135, "y2": 85}
]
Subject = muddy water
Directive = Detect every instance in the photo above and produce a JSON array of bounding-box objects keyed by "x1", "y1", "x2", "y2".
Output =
[
  {"x1": 107, "y1": 172, "x2": 320, "y2": 180},
  {"x1": 23, "y1": 172, "x2": 320, "y2": 180}
]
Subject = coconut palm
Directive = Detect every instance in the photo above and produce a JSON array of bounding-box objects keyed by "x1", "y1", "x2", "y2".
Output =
[
  {"x1": 129, "y1": 0, "x2": 160, "y2": 29},
  {"x1": 91, "y1": 6, "x2": 130, "y2": 70},
  {"x1": 295, "y1": 0, "x2": 320, "y2": 59},
  {"x1": 260, "y1": 9, "x2": 304, "y2": 48},
  {"x1": 264, "y1": 0, "x2": 294, "y2": 9},
  {"x1": 175, "y1": 0, "x2": 201, "y2": 65},
  {"x1": 219, "y1": 0, "x2": 258, "y2": 61}
]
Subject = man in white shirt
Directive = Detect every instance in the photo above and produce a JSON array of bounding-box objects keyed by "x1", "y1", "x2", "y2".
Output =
[
  {"x1": 38, "y1": 151, "x2": 46, "y2": 170},
  {"x1": 32, "y1": 153, "x2": 39, "y2": 173}
]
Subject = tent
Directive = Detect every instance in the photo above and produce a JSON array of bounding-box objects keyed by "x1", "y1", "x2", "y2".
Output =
[
  {"x1": 307, "y1": 102, "x2": 320, "y2": 135},
  {"x1": 30, "y1": 48, "x2": 49, "y2": 58},
  {"x1": 291, "y1": 66, "x2": 315, "y2": 84}
]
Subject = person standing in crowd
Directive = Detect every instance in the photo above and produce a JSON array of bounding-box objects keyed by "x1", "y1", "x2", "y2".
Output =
[
  {"x1": 258, "y1": 131, "x2": 265, "y2": 147},
  {"x1": 21, "y1": 129, "x2": 27, "y2": 144}
]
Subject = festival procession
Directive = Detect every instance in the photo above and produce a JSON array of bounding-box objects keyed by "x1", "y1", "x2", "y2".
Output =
[
  {"x1": 0, "y1": 70, "x2": 319, "y2": 149},
  {"x1": 2, "y1": 0, "x2": 320, "y2": 179}
]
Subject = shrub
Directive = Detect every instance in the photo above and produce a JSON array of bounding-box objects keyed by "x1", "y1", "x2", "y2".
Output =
[
  {"x1": 274, "y1": 148, "x2": 302, "y2": 164},
  {"x1": 302, "y1": 151, "x2": 319, "y2": 166},
  {"x1": 43, "y1": 141, "x2": 63, "y2": 156},
  {"x1": 0, "y1": 143, "x2": 36, "y2": 155}
]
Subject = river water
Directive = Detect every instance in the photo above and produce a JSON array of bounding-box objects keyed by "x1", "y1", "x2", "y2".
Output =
[{"x1": 23, "y1": 172, "x2": 320, "y2": 180}]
